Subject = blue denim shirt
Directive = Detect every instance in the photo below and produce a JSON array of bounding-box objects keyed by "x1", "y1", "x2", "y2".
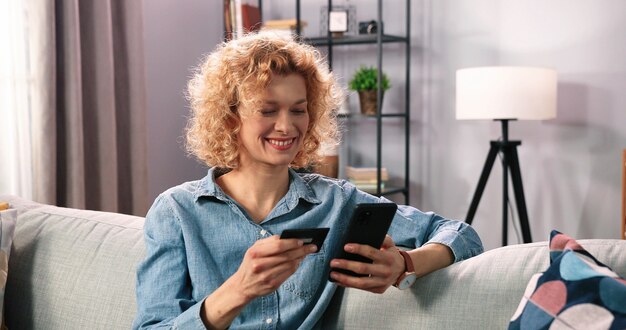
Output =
[{"x1": 133, "y1": 168, "x2": 483, "y2": 330}]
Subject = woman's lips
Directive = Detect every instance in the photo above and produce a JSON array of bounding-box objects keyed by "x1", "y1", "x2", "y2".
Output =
[{"x1": 266, "y1": 138, "x2": 296, "y2": 150}]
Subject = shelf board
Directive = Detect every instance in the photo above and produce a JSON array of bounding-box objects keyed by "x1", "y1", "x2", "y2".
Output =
[
  {"x1": 304, "y1": 34, "x2": 408, "y2": 46},
  {"x1": 380, "y1": 113, "x2": 408, "y2": 118},
  {"x1": 357, "y1": 186, "x2": 407, "y2": 197},
  {"x1": 337, "y1": 112, "x2": 408, "y2": 119},
  {"x1": 381, "y1": 187, "x2": 407, "y2": 196}
]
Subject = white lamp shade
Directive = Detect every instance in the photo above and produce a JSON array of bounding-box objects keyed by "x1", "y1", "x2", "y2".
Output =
[{"x1": 456, "y1": 66, "x2": 557, "y2": 120}]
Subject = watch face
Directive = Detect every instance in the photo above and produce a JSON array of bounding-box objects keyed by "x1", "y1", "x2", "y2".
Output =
[
  {"x1": 397, "y1": 273, "x2": 418, "y2": 290},
  {"x1": 328, "y1": 11, "x2": 348, "y2": 32}
]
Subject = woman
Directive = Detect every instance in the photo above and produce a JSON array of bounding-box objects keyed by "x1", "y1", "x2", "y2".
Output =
[{"x1": 133, "y1": 32, "x2": 483, "y2": 330}]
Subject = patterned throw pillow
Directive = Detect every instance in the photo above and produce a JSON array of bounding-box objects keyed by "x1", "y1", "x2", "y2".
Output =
[
  {"x1": 0, "y1": 207, "x2": 16, "y2": 328},
  {"x1": 509, "y1": 230, "x2": 626, "y2": 330}
]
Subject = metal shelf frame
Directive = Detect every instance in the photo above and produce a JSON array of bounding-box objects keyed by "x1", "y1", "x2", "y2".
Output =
[{"x1": 243, "y1": 0, "x2": 411, "y2": 204}]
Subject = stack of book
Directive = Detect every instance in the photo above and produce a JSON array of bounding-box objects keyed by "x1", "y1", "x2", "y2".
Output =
[
  {"x1": 261, "y1": 19, "x2": 308, "y2": 35},
  {"x1": 224, "y1": 0, "x2": 262, "y2": 40},
  {"x1": 346, "y1": 166, "x2": 388, "y2": 193}
]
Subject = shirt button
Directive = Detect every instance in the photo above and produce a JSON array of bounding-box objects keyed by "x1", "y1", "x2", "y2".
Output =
[
  {"x1": 260, "y1": 229, "x2": 267, "y2": 236},
  {"x1": 266, "y1": 318, "x2": 273, "y2": 324}
]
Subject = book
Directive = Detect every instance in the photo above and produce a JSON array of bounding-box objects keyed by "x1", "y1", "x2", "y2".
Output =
[
  {"x1": 223, "y1": 0, "x2": 232, "y2": 39},
  {"x1": 350, "y1": 181, "x2": 386, "y2": 193},
  {"x1": 262, "y1": 19, "x2": 308, "y2": 31},
  {"x1": 224, "y1": 0, "x2": 239, "y2": 40},
  {"x1": 241, "y1": 3, "x2": 261, "y2": 33},
  {"x1": 349, "y1": 178, "x2": 384, "y2": 185},
  {"x1": 234, "y1": 0, "x2": 243, "y2": 38},
  {"x1": 345, "y1": 166, "x2": 389, "y2": 181}
]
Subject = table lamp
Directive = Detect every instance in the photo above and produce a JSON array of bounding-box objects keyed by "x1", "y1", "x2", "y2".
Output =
[{"x1": 456, "y1": 66, "x2": 557, "y2": 245}]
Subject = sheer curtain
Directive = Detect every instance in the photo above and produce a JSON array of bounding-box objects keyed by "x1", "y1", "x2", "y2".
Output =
[
  {"x1": 1, "y1": 0, "x2": 149, "y2": 216},
  {"x1": 0, "y1": 1, "x2": 42, "y2": 200}
]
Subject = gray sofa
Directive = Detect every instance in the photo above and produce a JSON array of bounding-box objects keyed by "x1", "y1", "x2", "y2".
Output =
[{"x1": 4, "y1": 194, "x2": 626, "y2": 329}]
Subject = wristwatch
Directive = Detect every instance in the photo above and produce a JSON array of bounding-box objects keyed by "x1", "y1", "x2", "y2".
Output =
[{"x1": 393, "y1": 249, "x2": 417, "y2": 290}]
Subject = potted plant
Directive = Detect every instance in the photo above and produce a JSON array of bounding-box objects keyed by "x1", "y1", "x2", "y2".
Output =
[{"x1": 349, "y1": 66, "x2": 391, "y2": 116}]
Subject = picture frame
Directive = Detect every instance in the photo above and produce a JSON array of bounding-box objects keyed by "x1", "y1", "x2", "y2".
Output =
[
  {"x1": 320, "y1": 5, "x2": 357, "y2": 36},
  {"x1": 328, "y1": 10, "x2": 348, "y2": 33}
]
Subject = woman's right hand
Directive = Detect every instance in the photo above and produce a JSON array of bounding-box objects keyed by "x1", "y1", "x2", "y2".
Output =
[
  {"x1": 232, "y1": 235, "x2": 318, "y2": 301},
  {"x1": 202, "y1": 236, "x2": 316, "y2": 329}
]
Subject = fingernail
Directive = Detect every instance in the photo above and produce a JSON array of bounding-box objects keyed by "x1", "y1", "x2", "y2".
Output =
[
  {"x1": 297, "y1": 240, "x2": 304, "y2": 246},
  {"x1": 331, "y1": 260, "x2": 340, "y2": 267},
  {"x1": 309, "y1": 245, "x2": 318, "y2": 252},
  {"x1": 345, "y1": 244, "x2": 354, "y2": 252}
]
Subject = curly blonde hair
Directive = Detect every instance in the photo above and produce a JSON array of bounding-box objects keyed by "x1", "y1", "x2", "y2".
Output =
[{"x1": 185, "y1": 32, "x2": 344, "y2": 169}]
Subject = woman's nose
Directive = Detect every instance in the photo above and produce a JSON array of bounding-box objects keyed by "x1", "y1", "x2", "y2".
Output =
[{"x1": 274, "y1": 111, "x2": 293, "y2": 133}]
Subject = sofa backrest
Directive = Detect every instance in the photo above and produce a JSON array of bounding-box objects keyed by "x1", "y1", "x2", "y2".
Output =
[{"x1": 4, "y1": 195, "x2": 145, "y2": 329}]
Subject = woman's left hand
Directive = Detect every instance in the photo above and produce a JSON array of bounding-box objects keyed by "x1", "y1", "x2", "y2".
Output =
[{"x1": 329, "y1": 235, "x2": 405, "y2": 294}]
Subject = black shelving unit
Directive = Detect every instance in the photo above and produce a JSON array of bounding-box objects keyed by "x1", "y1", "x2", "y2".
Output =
[
  {"x1": 301, "y1": 0, "x2": 411, "y2": 204},
  {"x1": 227, "y1": 0, "x2": 411, "y2": 204}
]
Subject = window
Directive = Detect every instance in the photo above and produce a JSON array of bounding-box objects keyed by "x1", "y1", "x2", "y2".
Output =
[{"x1": 0, "y1": 1, "x2": 34, "y2": 199}]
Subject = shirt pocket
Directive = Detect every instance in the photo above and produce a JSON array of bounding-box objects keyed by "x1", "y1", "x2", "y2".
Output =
[{"x1": 282, "y1": 245, "x2": 327, "y2": 302}]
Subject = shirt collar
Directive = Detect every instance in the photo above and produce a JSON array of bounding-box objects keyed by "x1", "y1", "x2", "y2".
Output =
[
  {"x1": 193, "y1": 167, "x2": 321, "y2": 205},
  {"x1": 286, "y1": 167, "x2": 321, "y2": 205},
  {"x1": 192, "y1": 167, "x2": 225, "y2": 201}
]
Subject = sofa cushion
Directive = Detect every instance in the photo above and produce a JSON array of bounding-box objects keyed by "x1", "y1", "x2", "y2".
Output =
[
  {"x1": 509, "y1": 230, "x2": 626, "y2": 330},
  {"x1": 0, "y1": 208, "x2": 16, "y2": 328},
  {"x1": 3, "y1": 195, "x2": 145, "y2": 330}
]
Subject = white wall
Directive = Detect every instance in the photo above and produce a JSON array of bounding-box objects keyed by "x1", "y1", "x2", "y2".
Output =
[
  {"x1": 143, "y1": 0, "x2": 222, "y2": 201},
  {"x1": 419, "y1": 0, "x2": 626, "y2": 249},
  {"x1": 142, "y1": 0, "x2": 626, "y2": 250}
]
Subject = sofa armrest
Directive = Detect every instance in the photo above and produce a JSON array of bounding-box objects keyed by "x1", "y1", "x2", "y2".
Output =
[{"x1": 4, "y1": 198, "x2": 145, "y2": 329}]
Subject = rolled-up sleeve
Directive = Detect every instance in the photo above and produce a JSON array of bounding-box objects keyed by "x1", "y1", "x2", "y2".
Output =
[
  {"x1": 420, "y1": 214, "x2": 484, "y2": 262},
  {"x1": 388, "y1": 203, "x2": 484, "y2": 262},
  {"x1": 133, "y1": 195, "x2": 207, "y2": 330}
]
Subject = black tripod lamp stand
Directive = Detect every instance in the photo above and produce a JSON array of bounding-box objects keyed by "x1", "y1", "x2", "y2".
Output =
[{"x1": 456, "y1": 66, "x2": 558, "y2": 246}]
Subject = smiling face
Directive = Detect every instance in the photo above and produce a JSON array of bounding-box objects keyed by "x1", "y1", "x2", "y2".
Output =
[{"x1": 237, "y1": 73, "x2": 310, "y2": 170}]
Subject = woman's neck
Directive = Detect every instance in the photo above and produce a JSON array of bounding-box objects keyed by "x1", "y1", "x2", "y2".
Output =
[{"x1": 216, "y1": 166, "x2": 291, "y2": 223}]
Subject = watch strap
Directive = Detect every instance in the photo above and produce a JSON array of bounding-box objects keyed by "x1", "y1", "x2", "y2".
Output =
[
  {"x1": 394, "y1": 249, "x2": 416, "y2": 288},
  {"x1": 397, "y1": 249, "x2": 415, "y2": 273}
]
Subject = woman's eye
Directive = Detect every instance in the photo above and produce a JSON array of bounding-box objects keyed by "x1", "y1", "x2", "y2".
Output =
[
  {"x1": 260, "y1": 110, "x2": 277, "y2": 115},
  {"x1": 292, "y1": 109, "x2": 307, "y2": 114}
]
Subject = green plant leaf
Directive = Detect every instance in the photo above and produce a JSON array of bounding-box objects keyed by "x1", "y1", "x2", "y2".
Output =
[{"x1": 348, "y1": 65, "x2": 391, "y2": 91}]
